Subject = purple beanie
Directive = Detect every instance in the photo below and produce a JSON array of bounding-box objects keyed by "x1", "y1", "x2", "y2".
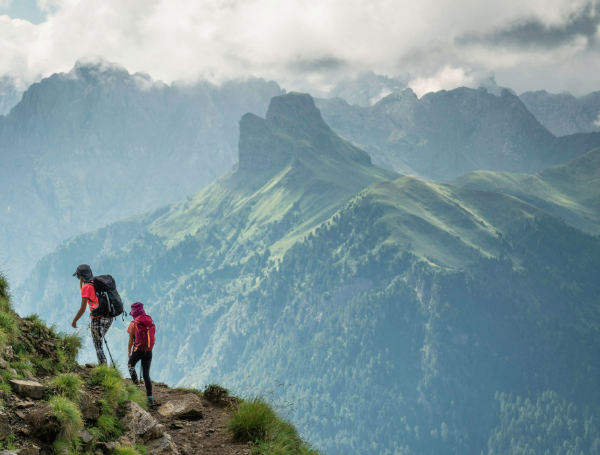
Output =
[{"x1": 130, "y1": 302, "x2": 146, "y2": 318}]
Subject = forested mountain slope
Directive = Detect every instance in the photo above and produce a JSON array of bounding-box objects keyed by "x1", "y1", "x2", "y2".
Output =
[
  {"x1": 450, "y1": 147, "x2": 600, "y2": 235},
  {"x1": 16, "y1": 93, "x2": 600, "y2": 455},
  {"x1": 316, "y1": 87, "x2": 600, "y2": 180},
  {"x1": 0, "y1": 58, "x2": 283, "y2": 285},
  {"x1": 519, "y1": 90, "x2": 600, "y2": 136}
]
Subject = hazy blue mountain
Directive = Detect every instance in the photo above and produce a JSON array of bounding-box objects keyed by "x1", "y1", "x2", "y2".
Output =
[
  {"x1": 326, "y1": 72, "x2": 408, "y2": 106},
  {"x1": 316, "y1": 87, "x2": 600, "y2": 180},
  {"x1": 17, "y1": 93, "x2": 600, "y2": 455},
  {"x1": 0, "y1": 76, "x2": 22, "y2": 115},
  {"x1": 0, "y1": 58, "x2": 283, "y2": 284},
  {"x1": 520, "y1": 90, "x2": 600, "y2": 136}
]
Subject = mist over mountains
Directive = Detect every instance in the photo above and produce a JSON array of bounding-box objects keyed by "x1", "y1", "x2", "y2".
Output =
[
  {"x1": 0, "y1": 58, "x2": 283, "y2": 284},
  {"x1": 15, "y1": 92, "x2": 600, "y2": 455},
  {"x1": 2, "y1": 57, "x2": 600, "y2": 455}
]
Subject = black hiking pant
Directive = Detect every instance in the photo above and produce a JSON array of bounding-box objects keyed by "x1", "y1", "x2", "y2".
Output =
[{"x1": 128, "y1": 350, "x2": 153, "y2": 397}]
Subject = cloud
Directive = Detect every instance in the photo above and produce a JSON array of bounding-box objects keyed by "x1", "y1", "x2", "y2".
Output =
[
  {"x1": 408, "y1": 66, "x2": 499, "y2": 98},
  {"x1": 457, "y1": 2, "x2": 600, "y2": 49},
  {"x1": 0, "y1": 0, "x2": 599, "y2": 96}
]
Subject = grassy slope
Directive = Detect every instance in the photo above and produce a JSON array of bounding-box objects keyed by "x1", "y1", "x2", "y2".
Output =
[
  {"x1": 449, "y1": 147, "x2": 600, "y2": 235},
  {"x1": 360, "y1": 177, "x2": 548, "y2": 269}
]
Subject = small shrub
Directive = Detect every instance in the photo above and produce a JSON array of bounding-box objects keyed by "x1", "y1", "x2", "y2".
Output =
[
  {"x1": 228, "y1": 397, "x2": 278, "y2": 442},
  {"x1": 58, "y1": 331, "x2": 83, "y2": 358},
  {"x1": 204, "y1": 384, "x2": 229, "y2": 403},
  {"x1": 49, "y1": 396, "x2": 83, "y2": 440},
  {"x1": 49, "y1": 373, "x2": 83, "y2": 400}
]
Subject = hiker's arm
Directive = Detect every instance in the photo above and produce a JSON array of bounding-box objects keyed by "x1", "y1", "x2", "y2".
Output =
[
  {"x1": 72, "y1": 298, "x2": 87, "y2": 328},
  {"x1": 128, "y1": 332, "x2": 134, "y2": 357}
]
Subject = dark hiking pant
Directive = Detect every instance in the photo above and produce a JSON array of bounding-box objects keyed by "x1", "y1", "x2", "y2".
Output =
[
  {"x1": 128, "y1": 350, "x2": 153, "y2": 397},
  {"x1": 90, "y1": 317, "x2": 113, "y2": 365}
]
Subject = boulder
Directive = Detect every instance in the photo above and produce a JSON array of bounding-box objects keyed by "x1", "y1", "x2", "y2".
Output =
[
  {"x1": 3, "y1": 346, "x2": 13, "y2": 359},
  {"x1": 9, "y1": 380, "x2": 44, "y2": 400},
  {"x1": 0, "y1": 451, "x2": 17, "y2": 455},
  {"x1": 0, "y1": 358, "x2": 7, "y2": 369},
  {"x1": 119, "y1": 401, "x2": 165, "y2": 443},
  {"x1": 157, "y1": 394, "x2": 203, "y2": 420},
  {"x1": 146, "y1": 434, "x2": 179, "y2": 455},
  {"x1": 78, "y1": 392, "x2": 99, "y2": 420}
]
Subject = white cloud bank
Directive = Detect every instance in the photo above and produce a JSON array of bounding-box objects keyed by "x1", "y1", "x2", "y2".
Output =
[{"x1": 0, "y1": 0, "x2": 599, "y2": 96}]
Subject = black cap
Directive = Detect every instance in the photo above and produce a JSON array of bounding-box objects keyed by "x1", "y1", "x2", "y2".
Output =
[{"x1": 73, "y1": 264, "x2": 94, "y2": 282}]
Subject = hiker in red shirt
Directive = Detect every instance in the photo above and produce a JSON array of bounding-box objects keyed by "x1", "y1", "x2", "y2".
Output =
[
  {"x1": 71, "y1": 264, "x2": 113, "y2": 365},
  {"x1": 127, "y1": 302, "x2": 156, "y2": 406}
]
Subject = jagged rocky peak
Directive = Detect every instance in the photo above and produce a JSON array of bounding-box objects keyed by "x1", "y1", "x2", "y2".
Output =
[
  {"x1": 68, "y1": 56, "x2": 131, "y2": 83},
  {"x1": 239, "y1": 92, "x2": 371, "y2": 171},
  {"x1": 266, "y1": 91, "x2": 332, "y2": 139}
]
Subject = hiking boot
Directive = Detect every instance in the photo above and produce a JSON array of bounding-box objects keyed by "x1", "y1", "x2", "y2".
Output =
[{"x1": 147, "y1": 396, "x2": 155, "y2": 406}]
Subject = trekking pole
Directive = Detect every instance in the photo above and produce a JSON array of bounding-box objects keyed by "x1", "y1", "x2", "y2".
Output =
[{"x1": 103, "y1": 335, "x2": 115, "y2": 367}]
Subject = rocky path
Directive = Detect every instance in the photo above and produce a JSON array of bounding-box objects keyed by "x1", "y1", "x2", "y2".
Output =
[{"x1": 148, "y1": 383, "x2": 250, "y2": 455}]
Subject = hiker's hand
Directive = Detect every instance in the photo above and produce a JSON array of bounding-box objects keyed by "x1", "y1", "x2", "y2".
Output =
[{"x1": 72, "y1": 320, "x2": 77, "y2": 329}]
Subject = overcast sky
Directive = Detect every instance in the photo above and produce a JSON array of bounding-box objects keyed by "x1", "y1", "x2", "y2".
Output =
[{"x1": 0, "y1": 0, "x2": 599, "y2": 96}]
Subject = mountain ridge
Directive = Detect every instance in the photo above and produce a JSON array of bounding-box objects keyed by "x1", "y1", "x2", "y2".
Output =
[{"x1": 316, "y1": 87, "x2": 600, "y2": 180}]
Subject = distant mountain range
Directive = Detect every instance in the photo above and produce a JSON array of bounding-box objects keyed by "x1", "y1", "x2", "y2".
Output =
[
  {"x1": 0, "y1": 58, "x2": 283, "y2": 284},
  {"x1": 316, "y1": 87, "x2": 600, "y2": 180},
  {"x1": 17, "y1": 93, "x2": 600, "y2": 455},
  {"x1": 519, "y1": 90, "x2": 600, "y2": 136}
]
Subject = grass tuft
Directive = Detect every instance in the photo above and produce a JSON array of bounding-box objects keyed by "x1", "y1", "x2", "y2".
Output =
[
  {"x1": 49, "y1": 373, "x2": 83, "y2": 400},
  {"x1": 227, "y1": 393, "x2": 323, "y2": 455},
  {"x1": 49, "y1": 396, "x2": 84, "y2": 440},
  {"x1": 228, "y1": 397, "x2": 278, "y2": 442},
  {"x1": 89, "y1": 415, "x2": 125, "y2": 441}
]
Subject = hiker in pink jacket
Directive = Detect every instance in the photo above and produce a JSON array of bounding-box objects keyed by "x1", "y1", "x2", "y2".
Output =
[{"x1": 127, "y1": 302, "x2": 156, "y2": 406}]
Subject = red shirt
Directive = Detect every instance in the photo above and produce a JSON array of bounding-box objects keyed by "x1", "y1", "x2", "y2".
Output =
[{"x1": 81, "y1": 284, "x2": 99, "y2": 318}]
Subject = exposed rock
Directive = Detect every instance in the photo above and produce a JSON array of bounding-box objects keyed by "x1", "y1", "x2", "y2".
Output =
[
  {"x1": 79, "y1": 429, "x2": 93, "y2": 444},
  {"x1": 0, "y1": 358, "x2": 7, "y2": 369},
  {"x1": 4, "y1": 346, "x2": 13, "y2": 359},
  {"x1": 0, "y1": 451, "x2": 17, "y2": 455},
  {"x1": 17, "y1": 446, "x2": 40, "y2": 455},
  {"x1": 179, "y1": 443, "x2": 192, "y2": 455},
  {"x1": 8, "y1": 369, "x2": 17, "y2": 378},
  {"x1": 158, "y1": 394, "x2": 203, "y2": 420},
  {"x1": 119, "y1": 401, "x2": 165, "y2": 443},
  {"x1": 146, "y1": 433, "x2": 179, "y2": 455},
  {"x1": 78, "y1": 391, "x2": 99, "y2": 420},
  {"x1": 9, "y1": 380, "x2": 44, "y2": 400},
  {"x1": 0, "y1": 414, "x2": 10, "y2": 439},
  {"x1": 27, "y1": 404, "x2": 61, "y2": 443}
]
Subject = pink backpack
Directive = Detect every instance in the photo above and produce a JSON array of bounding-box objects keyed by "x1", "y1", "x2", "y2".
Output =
[{"x1": 133, "y1": 315, "x2": 156, "y2": 351}]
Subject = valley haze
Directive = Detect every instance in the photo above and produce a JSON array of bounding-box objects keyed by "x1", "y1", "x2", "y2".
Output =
[{"x1": 1, "y1": 1, "x2": 600, "y2": 453}]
